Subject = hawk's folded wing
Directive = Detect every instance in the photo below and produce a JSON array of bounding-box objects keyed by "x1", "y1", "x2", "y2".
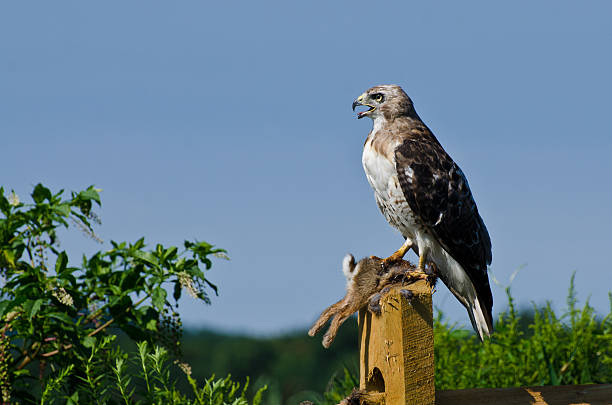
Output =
[{"x1": 394, "y1": 138, "x2": 493, "y2": 312}]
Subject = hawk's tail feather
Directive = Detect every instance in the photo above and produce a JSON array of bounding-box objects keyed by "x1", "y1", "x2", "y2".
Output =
[{"x1": 468, "y1": 295, "x2": 493, "y2": 341}]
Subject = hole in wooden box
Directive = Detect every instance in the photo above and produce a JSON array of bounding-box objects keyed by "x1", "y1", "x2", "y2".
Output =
[{"x1": 366, "y1": 367, "x2": 385, "y2": 393}]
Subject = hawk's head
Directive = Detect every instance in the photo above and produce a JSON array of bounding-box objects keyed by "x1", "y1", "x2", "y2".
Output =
[{"x1": 352, "y1": 85, "x2": 416, "y2": 121}]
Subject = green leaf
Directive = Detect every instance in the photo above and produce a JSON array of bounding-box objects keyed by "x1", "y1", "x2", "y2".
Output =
[
  {"x1": 78, "y1": 187, "x2": 101, "y2": 204},
  {"x1": 131, "y1": 250, "x2": 159, "y2": 268},
  {"x1": 0, "y1": 187, "x2": 9, "y2": 214},
  {"x1": 132, "y1": 237, "x2": 145, "y2": 250},
  {"x1": 66, "y1": 390, "x2": 79, "y2": 404},
  {"x1": 120, "y1": 268, "x2": 141, "y2": 290},
  {"x1": 28, "y1": 299, "x2": 43, "y2": 320},
  {"x1": 48, "y1": 312, "x2": 73, "y2": 324},
  {"x1": 122, "y1": 324, "x2": 148, "y2": 342},
  {"x1": 83, "y1": 336, "x2": 96, "y2": 348},
  {"x1": 138, "y1": 306, "x2": 159, "y2": 331},
  {"x1": 152, "y1": 287, "x2": 167, "y2": 311},
  {"x1": 109, "y1": 285, "x2": 122, "y2": 295},
  {"x1": 162, "y1": 246, "x2": 178, "y2": 262},
  {"x1": 204, "y1": 278, "x2": 219, "y2": 296},
  {"x1": 55, "y1": 251, "x2": 68, "y2": 273},
  {"x1": 185, "y1": 265, "x2": 205, "y2": 280},
  {"x1": 32, "y1": 183, "x2": 52, "y2": 203},
  {"x1": 253, "y1": 385, "x2": 267, "y2": 405},
  {"x1": 2, "y1": 249, "x2": 15, "y2": 268},
  {"x1": 0, "y1": 301, "x2": 10, "y2": 319},
  {"x1": 146, "y1": 317, "x2": 158, "y2": 331},
  {"x1": 109, "y1": 295, "x2": 132, "y2": 318},
  {"x1": 173, "y1": 280, "x2": 182, "y2": 302},
  {"x1": 54, "y1": 203, "x2": 71, "y2": 217}
]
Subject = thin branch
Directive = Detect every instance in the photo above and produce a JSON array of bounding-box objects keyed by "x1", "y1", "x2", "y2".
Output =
[{"x1": 87, "y1": 317, "x2": 115, "y2": 339}]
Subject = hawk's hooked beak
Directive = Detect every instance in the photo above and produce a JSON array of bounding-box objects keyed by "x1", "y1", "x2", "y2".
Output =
[{"x1": 352, "y1": 95, "x2": 375, "y2": 119}]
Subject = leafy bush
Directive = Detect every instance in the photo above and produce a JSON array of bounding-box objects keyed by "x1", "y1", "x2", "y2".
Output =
[
  {"x1": 435, "y1": 281, "x2": 612, "y2": 390},
  {"x1": 0, "y1": 184, "x2": 265, "y2": 404}
]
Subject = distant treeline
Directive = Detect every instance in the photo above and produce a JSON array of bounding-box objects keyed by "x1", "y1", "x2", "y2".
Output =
[{"x1": 179, "y1": 320, "x2": 360, "y2": 404}]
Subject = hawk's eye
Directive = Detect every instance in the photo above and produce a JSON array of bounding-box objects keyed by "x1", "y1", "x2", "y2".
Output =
[{"x1": 371, "y1": 93, "x2": 384, "y2": 103}]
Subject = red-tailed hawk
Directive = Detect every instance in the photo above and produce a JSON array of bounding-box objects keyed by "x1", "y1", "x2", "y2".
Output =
[{"x1": 352, "y1": 85, "x2": 493, "y2": 339}]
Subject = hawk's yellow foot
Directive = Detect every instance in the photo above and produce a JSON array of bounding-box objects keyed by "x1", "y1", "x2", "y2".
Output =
[
  {"x1": 418, "y1": 253, "x2": 426, "y2": 270},
  {"x1": 381, "y1": 239, "x2": 413, "y2": 269}
]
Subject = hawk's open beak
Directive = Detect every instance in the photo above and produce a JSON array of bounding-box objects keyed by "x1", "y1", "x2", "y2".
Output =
[{"x1": 352, "y1": 97, "x2": 375, "y2": 119}]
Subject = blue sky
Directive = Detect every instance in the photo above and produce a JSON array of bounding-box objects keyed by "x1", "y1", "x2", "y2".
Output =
[{"x1": 1, "y1": 1, "x2": 611, "y2": 334}]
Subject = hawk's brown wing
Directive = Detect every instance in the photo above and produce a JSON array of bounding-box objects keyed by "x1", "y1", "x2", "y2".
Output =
[{"x1": 394, "y1": 138, "x2": 493, "y2": 312}]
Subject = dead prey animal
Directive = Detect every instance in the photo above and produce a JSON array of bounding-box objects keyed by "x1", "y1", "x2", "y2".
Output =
[{"x1": 308, "y1": 254, "x2": 437, "y2": 348}]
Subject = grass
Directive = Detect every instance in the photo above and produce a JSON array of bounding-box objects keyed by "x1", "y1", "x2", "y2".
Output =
[{"x1": 434, "y1": 276, "x2": 611, "y2": 390}]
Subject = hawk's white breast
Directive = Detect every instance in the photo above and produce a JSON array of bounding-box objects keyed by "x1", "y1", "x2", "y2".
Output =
[{"x1": 361, "y1": 135, "x2": 419, "y2": 239}]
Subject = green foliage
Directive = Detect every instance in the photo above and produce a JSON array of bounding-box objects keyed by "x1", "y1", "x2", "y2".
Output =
[
  {"x1": 37, "y1": 338, "x2": 266, "y2": 405},
  {"x1": 434, "y1": 281, "x2": 611, "y2": 390},
  {"x1": 320, "y1": 367, "x2": 358, "y2": 405},
  {"x1": 0, "y1": 184, "x2": 240, "y2": 403}
]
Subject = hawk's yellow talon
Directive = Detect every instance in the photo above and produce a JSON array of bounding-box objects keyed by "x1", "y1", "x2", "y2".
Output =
[
  {"x1": 418, "y1": 254, "x2": 426, "y2": 270},
  {"x1": 381, "y1": 238, "x2": 413, "y2": 268}
]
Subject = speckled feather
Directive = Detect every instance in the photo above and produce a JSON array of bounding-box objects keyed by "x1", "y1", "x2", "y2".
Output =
[{"x1": 394, "y1": 136, "x2": 493, "y2": 315}]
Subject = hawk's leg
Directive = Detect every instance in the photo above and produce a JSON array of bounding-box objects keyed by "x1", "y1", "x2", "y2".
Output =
[
  {"x1": 410, "y1": 247, "x2": 438, "y2": 288},
  {"x1": 381, "y1": 238, "x2": 413, "y2": 269},
  {"x1": 389, "y1": 246, "x2": 429, "y2": 282},
  {"x1": 417, "y1": 245, "x2": 431, "y2": 272},
  {"x1": 418, "y1": 252, "x2": 427, "y2": 270}
]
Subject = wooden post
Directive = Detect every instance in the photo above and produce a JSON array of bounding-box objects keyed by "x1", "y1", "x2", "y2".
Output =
[{"x1": 358, "y1": 281, "x2": 435, "y2": 405}]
